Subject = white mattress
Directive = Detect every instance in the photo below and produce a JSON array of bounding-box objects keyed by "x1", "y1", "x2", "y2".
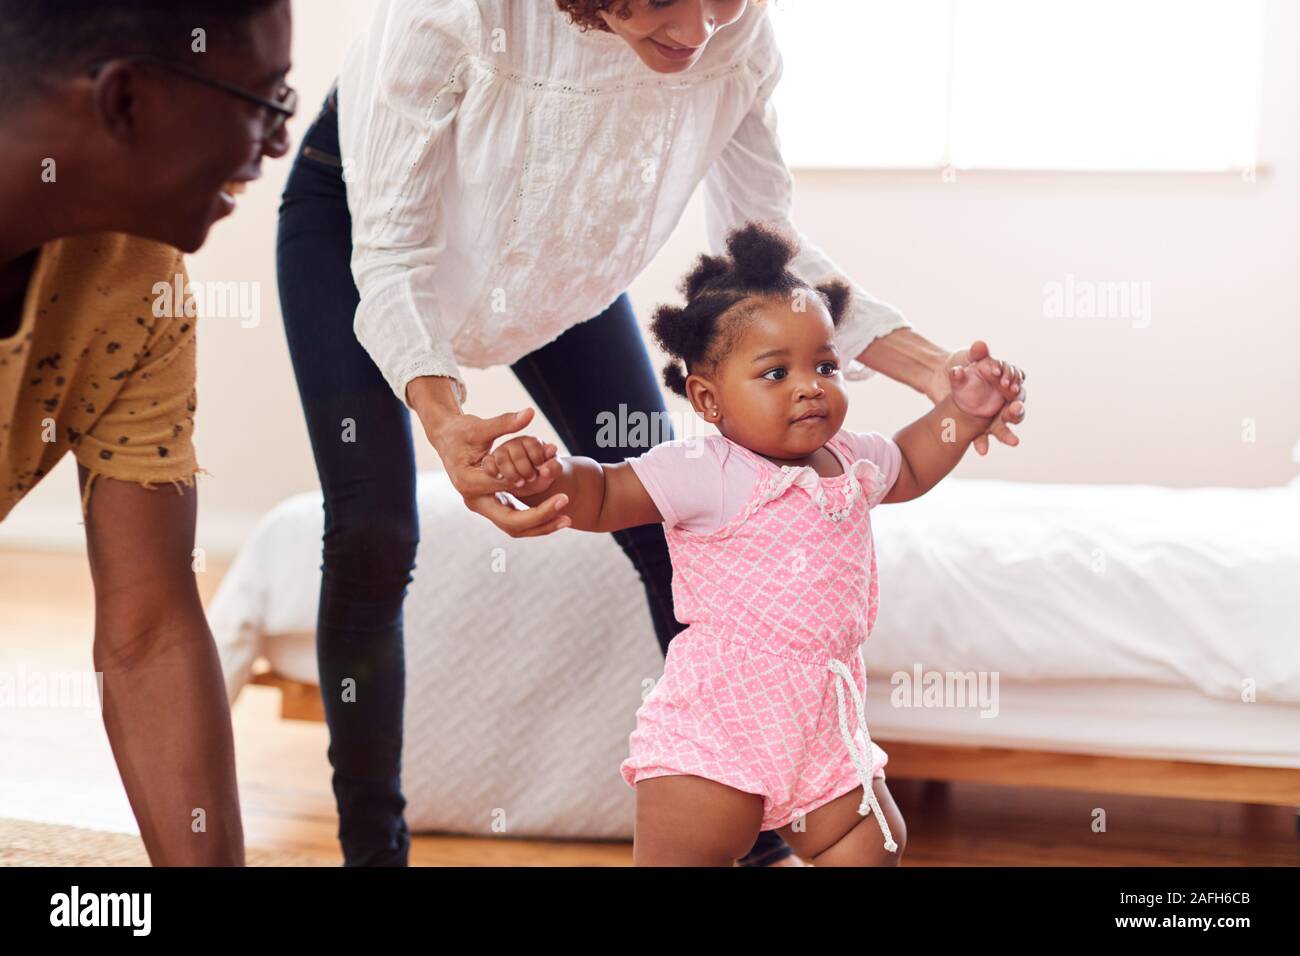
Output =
[{"x1": 208, "y1": 472, "x2": 1300, "y2": 839}]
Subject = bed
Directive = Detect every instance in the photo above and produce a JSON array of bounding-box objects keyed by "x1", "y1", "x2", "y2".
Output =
[{"x1": 208, "y1": 470, "x2": 1300, "y2": 839}]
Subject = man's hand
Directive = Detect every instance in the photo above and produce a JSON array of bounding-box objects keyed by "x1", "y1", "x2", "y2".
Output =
[{"x1": 927, "y1": 339, "x2": 1026, "y2": 455}]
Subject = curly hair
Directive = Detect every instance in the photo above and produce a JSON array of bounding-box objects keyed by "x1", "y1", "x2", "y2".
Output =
[
  {"x1": 554, "y1": 0, "x2": 635, "y2": 32},
  {"x1": 555, "y1": 0, "x2": 770, "y2": 34},
  {"x1": 649, "y1": 222, "x2": 852, "y2": 399}
]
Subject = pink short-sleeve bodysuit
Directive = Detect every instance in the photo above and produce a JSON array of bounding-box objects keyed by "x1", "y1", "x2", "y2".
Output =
[{"x1": 621, "y1": 428, "x2": 901, "y2": 850}]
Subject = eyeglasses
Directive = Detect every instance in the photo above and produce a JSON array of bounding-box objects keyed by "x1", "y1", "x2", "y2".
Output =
[{"x1": 88, "y1": 54, "x2": 298, "y2": 140}]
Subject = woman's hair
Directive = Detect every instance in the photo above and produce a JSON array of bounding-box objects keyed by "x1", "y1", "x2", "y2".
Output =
[
  {"x1": 649, "y1": 222, "x2": 851, "y2": 399},
  {"x1": 555, "y1": 0, "x2": 769, "y2": 34},
  {"x1": 555, "y1": 0, "x2": 633, "y2": 32}
]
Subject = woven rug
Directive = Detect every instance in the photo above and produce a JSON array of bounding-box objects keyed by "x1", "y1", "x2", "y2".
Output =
[{"x1": 0, "y1": 818, "x2": 330, "y2": 866}]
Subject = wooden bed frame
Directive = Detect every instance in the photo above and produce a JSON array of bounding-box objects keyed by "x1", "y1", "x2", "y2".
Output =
[{"x1": 248, "y1": 669, "x2": 1300, "y2": 810}]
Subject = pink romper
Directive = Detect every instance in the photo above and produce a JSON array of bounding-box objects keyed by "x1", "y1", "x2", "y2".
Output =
[{"x1": 621, "y1": 430, "x2": 900, "y2": 851}]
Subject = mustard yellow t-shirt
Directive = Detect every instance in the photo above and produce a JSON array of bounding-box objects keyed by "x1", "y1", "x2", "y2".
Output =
[{"x1": 0, "y1": 233, "x2": 201, "y2": 520}]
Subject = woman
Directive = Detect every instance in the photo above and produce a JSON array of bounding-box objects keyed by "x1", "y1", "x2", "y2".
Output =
[{"x1": 276, "y1": 0, "x2": 1027, "y2": 867}]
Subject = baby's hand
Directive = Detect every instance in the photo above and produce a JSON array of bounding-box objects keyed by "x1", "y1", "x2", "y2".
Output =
[
  {"x1": 482, "y1": 435, "x2": 562, "y2": 494},
  {"x1": 947, "y1": 357, "x2": 1008, "y2": 420}
]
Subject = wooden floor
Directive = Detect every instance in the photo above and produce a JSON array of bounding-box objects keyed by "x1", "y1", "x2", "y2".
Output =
[{"x1": 0, "y1": 548, "x2": 1295, "y2": 866}]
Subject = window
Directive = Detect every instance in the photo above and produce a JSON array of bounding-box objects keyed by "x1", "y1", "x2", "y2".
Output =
[{"x1": 767, "y1": 0, "x2": 1268, "y2": 171}]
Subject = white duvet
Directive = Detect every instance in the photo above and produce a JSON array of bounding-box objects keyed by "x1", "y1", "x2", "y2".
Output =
[
  {"x1": 208, "y1": 472, "x2": 1300, "y2": 838},
  {"x1": 869, "y1": 477, "x2": 1300, "y2": 703}
]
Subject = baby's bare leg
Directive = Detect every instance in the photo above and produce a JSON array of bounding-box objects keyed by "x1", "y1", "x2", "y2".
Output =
[
  {"x1": 634, "y1": 774, "x2": 764, "y2": 866},
  {"x1": 777, "y1": 779, "x2": 907, "y2": 867}
]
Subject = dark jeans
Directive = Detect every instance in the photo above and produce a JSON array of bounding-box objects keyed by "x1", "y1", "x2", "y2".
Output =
[{"x1": 275, "y1": 91, "x2": 790, "y2": 866}]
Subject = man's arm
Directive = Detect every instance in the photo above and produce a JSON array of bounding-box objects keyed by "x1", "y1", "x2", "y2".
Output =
[{"x1": 79, "y1": 468, "x2": 244, "y2": 865}]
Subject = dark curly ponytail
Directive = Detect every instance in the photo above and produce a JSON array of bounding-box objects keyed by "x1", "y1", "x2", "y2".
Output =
[{"x1": 649, "y1": 221, "x2": 851, "y2": 399}]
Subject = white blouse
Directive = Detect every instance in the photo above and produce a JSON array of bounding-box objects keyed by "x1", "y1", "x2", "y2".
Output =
[{"x1": 335, "y1": 0, "x2": 910, "y2": 407}]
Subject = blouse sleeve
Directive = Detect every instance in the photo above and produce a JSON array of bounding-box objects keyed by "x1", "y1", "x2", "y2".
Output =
[
  {"x1": 701, "y1": 13, "x2": 911, "y2": 382},
  {"x1": 339, "y1": 0, "x2": 482, "y2": 407}
]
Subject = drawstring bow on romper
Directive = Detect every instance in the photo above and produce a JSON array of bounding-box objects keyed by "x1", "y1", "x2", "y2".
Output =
[{"x1": 828, "y1": 651, "x2": 897, "y2": 852}]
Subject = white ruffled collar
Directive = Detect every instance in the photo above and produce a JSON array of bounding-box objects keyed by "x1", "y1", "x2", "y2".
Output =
[
  {"x1": 719, "y1": 435, "x2": 887, "y2": 519},
  {"x1": 764, "y1": 456, "x2": 886, "y2": 511}
]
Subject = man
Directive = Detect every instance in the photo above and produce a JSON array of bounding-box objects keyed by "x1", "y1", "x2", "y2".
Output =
[{"x1": 0, "y1": 0, "x2": 293, "y2": 865}]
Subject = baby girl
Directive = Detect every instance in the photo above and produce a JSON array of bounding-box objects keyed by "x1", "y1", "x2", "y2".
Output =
[{"x1": 492, "y1": 222, "x2": 1014, "y2": 866}]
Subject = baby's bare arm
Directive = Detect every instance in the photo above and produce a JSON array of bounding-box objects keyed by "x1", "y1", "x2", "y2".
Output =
[
  {"x1": 885, "y1": 397, "x2": 996, "y2": 504},
  {"x1": 516, "y1": 457, "x2": 663, "y2": 532}
]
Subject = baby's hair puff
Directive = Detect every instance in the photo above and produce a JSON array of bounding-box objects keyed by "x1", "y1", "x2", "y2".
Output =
[{"x1": 650, "y1": 221, "x2": 851, "y2": 399}]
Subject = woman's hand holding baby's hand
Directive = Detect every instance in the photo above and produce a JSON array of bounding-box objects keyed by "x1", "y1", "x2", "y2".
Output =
[
  {"x1": 947, "y1": 357, "x2": 1010, "y2": 421},
  {"x1": 424, "y1": 405, "x2": 571, "y2": 537},
  {"x1": 929, "y1": 339, "x2": 1026, "y2": 455},
  {"x1": 483, "y1": 435, "x2": 564, "y2": 497}
]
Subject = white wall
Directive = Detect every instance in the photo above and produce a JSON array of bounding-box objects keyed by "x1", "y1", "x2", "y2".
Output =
[{"x1": 3, "y1": 0, "x2": 1296, "y2": 556}]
